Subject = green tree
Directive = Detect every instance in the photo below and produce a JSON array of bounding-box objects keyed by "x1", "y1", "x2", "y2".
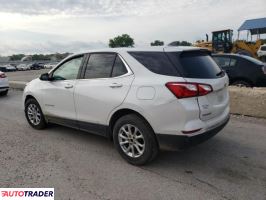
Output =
[
  {"x1": 168, "y1": 41, "x2": 192, "y2": 46},
  {"x1": 9, "y1": 54, "x2": 25, "y2": 61},
  {"x1": 151, "y1": 40, "x2": 164, "y2": 46},
  {"x1": 109, "y1": 34, "x2": 134, "y2": 48}
]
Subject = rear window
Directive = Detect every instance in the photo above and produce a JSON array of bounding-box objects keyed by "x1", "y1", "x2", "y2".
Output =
[
  {"x1": 167, "y1": 51, "x2": 223, "y2": 79},
  {"x1": 128, "y1": 52, "x2": 179, "y2": 76}
]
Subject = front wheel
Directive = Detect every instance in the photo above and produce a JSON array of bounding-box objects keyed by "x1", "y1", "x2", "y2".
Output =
[
  {"x1": 25, "y1": 98, "x2": 47, "y2": 129},
  {"x1": 113, "y1": 114, "x2": 158, "y2": 165}
]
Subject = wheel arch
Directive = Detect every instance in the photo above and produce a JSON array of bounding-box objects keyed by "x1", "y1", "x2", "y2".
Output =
[
  {"x1": 108, "y1": 108, "x2": 156, "y2": 140},
  {"x1": 24, "y1": 94, "x2": 37, "y2": 105}
]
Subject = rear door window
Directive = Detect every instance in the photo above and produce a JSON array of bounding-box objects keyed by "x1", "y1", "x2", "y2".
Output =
[
  {"x1": 167, "y1": 51, "x2": 223, "y2": 79},
  {"x1": 213, "y1": 56, "x2": 237, "y2": 68},
  {"x1": 213, "y1": 57, "x2": 231, "y2": 68},
  {"x1": 84, "y1": 53, "x2": 116, "y2": 79},
  {"x1": 128, "y1": 52, "x2": 179, "y2": 76},
  {"x1": 111, "y1": 56, "x2": 128, "y2": 77}
]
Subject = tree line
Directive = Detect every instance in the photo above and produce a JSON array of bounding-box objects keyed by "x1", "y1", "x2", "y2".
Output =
[
  {"x1": 108, "y1": 34, "x2": 192, "y2": 47},
  {"x1": 8, "y1": 34, "x2": 192, "y2": 60}
]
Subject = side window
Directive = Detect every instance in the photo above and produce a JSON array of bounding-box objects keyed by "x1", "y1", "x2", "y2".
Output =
[
  {"x1": 213, "y1": 57, "x2": 230, "y2": 68},
  {"x1": 111, "y1": 56, "x2": 128, "y2": 77},
  {"x1": 84, "y1": 53, "x2": 116, "y2": 79},
  {"x1": 53, "y1": 56, "x2": 83, "y2": 80},
  {"x1": 230, "y1": 58, "x2": 237, "y2": 67},
  {"x1": 128, "y1": 52, "x2": 179, "y2": 76}
]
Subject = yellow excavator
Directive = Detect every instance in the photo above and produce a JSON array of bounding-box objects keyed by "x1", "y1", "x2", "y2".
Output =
[{"x1": 194, "y1": 18, "x2": 266, "y2": 61}]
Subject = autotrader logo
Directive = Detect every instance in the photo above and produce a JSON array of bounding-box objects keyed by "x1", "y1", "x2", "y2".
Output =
[{"x1": 0, "y1": 188, "x2": 54, "y2": 199}]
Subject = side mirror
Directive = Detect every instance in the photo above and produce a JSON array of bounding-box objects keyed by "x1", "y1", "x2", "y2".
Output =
[{"x1": 40, "y1": 73, "x2": 50, "y2": 81}]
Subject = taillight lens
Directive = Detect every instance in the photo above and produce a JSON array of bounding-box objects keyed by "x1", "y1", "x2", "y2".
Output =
[
  {"x1": 0, "y1": 73, "x2": 6, "y2": 78},
  {"x1": 166, "y1": 82, "x2": 213, "y2": 98}
]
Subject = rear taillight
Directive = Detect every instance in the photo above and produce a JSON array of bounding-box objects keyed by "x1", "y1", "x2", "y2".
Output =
[
  {"x1": 262, "y1": 66, "x2": 266, "y2": 75},
  {"x1": 166, "y1": 82, "x2": 213, "y2": 98},
  {"x1": 0, "y1": 73, "x2": 6, "y2": 78}
]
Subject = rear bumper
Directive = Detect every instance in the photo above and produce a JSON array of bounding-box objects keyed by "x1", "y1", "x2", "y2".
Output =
[
  {"x1": 156, "y1": 115, "x2": 230, "y2": 150},
  {"x1": 0, "y1": 86, "x2": 9, "y2": 91}
]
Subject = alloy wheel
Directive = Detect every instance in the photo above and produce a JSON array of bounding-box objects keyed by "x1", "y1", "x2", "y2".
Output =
[
  {"x1": 118, "y1": 124, "x2": 145, "y2": 158},
  {"x1": 27, "y1": 104, "x2": 41, "y2": 125}
]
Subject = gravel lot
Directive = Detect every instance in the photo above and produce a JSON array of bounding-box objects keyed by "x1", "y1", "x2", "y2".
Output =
[{"x1": 0, "y1": 90, "x2": 266, "y2": 200}]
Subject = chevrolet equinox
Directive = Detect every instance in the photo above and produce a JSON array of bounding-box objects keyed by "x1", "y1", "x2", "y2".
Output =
[{"x1": 23, "y1": 47, "x2": 230, "y2": 165}]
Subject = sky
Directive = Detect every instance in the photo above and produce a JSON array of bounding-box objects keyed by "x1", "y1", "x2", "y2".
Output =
[{"x1": 0, "y1": 0, "x2": 265, "y2": 56}]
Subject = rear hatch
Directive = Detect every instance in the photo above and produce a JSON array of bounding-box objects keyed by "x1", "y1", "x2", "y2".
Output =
[{"x1": 165, "y1": 49, "x2": 229, "y2": 121}]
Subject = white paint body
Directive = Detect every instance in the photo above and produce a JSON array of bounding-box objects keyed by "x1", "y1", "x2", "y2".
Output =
[{"x1": 23, "y1": 47, "x2": 230, "y2": 137}]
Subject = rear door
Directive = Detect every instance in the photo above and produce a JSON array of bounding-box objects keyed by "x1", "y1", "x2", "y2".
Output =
[
  {"x1": 166, "y1": 50, "x2": 229, "y2": 121},
  {"x1": 74, "y1": 53, "x2": 134, "y2": 135}
]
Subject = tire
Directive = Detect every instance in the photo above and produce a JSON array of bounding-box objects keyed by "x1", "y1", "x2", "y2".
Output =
[
  {"x1": 0, "y1": 90, "x2": 8, "y2": 96},
  {"x1": 25, "y1": 98, "x2": 47, "y2": 129},
  {"x1": 113, "y1": 114, "x2": 158, "y2": 165},
  {"x1": 231, "y1": 80, "x2": 252, "y2": 87}
]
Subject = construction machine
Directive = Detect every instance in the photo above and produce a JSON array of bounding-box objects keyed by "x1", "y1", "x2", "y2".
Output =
[{"x1": 194, "y1": 18, "x2": 266, "y2": 61}]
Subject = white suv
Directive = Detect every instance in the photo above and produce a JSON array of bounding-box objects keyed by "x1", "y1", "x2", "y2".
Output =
[{"x1": 23, "y1": 47, "x2": 230, "y2": 165}]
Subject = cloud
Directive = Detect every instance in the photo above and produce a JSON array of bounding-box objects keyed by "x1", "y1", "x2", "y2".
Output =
[
  {"x1": 0, "y1": 0, "x2": 265, "y2": 55},
  {"x1": 0, "y1": 0, "x2": 222, "y2": 16},
  {"x1": 0, "y1": 38, "x2": 107, "y2": 55},
  {"x1": 0, "y1": 28, "x2": 108, "y2": 55}
]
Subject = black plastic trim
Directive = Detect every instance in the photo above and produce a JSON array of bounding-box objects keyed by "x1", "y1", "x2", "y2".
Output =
[
  {"x1": 156, "y1": 115, "x2": 230, "y2": 151},
  {"x1": 46, "y1": 115, "x2": 109, "y2": 137}
]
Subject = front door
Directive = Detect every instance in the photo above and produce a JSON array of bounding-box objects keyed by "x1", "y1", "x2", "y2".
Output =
[{"x1": 41, "y1": 55, "x2": 84, "y2": 126}]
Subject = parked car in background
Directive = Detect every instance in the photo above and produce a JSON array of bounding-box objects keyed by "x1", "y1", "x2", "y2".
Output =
[
  {"x1": 29, "y1": 63, "x2": 42, "y2": 70},
  {"x1": 212, "y1": 54, "x2": 266, "y2": 87},
  {"x1": 257, "y1": 44, "x2": 266, "y2": 62},
  {"x1": 0, "y1": 71, "x2": 9, "y2": 95},
  {"x1": 0, "y1": 65, "x2": 16, "y2": 72},
  {"x1": 4, "y1": 64, "x2": 17, "y2": 72},
  {"x1": 44, "y1": 63, "x2": 57, "y2": 69},
  {"x1": 0, "y1": 66, "x2": 8, "y2": 72},
  {"x1": 23, "y1": 47, "x2": 230, "y2": 165},
  {"x1": 17, "y1": 63, "x2": 30, "y2": 71},
  {"x1": 37, "y1": 63, "x2": 45, "y2": 69},
  {"x1": 257, "y1": 44, "x2": 266, "y2": 57}
]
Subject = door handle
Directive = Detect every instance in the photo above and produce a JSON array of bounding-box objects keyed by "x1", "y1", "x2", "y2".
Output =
[
  {"x1": 109, "y1": 83, "x2": 123, "y2": 88},
  {"x1": 65, "y1": 84, "x2": 73, "y2": 89}
]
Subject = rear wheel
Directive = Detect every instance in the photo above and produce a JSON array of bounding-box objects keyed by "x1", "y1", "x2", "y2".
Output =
[
  {"x1": 0, "y1": 90, "x2": 8, "y2": 96},
  {"x1": 231, "y1": 80, "x2": 252, "y2": 87},
  {"x1": 25, "y1": 98, "x2": 47, "y2": 129},
  {"x1": 113, "y1": 114, "x2": 158, "y2": 165}
]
